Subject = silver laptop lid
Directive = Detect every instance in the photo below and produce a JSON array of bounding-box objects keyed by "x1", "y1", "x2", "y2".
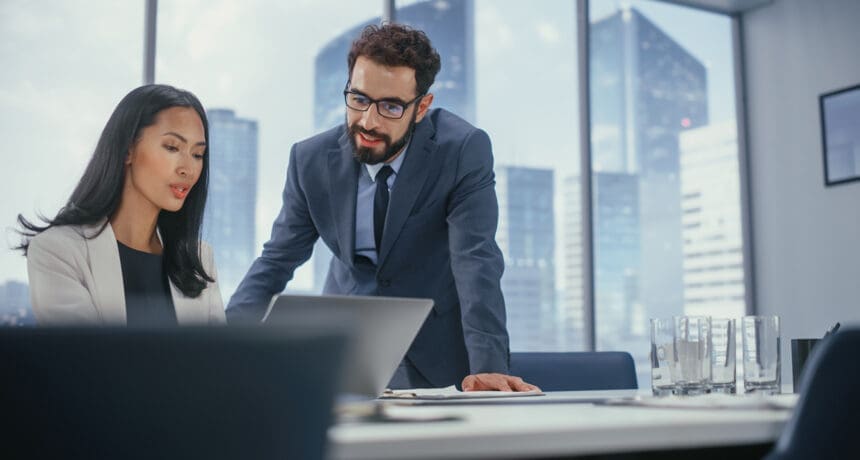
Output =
[{"x1": 263, "y1": 294, "x2": 433, "y2": 398}]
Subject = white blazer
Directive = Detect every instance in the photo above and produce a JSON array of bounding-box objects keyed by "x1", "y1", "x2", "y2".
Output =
[{"x1": 26, "y1": 222, "x2": 225, "y2": 325}]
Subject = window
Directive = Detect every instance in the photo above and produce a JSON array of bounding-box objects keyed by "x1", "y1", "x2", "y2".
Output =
[
  {"x1": 157, "y1": 0, "x2": 382, "y2": 299},
  {"x1": 2, "y1": 1, "x2": 750, "y2": 369},
  {"x1": 0, "y1": 1, "x2": 143, "y2": 325},
  {"x1": 472, "y1": 0, "x2": 585, "y2": 351},
  {"x1": 589, "y1": 1, "x2": 746, "y2": 383}
]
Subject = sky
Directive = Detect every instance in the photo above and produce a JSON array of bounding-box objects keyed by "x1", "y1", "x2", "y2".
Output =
[{"x1": 0, "y1": 0, "x2": 736, "y2": 289}]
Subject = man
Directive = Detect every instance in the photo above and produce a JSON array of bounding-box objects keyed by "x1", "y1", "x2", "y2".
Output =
[{"x1": 227, "y1": 24, "x2": 536, "y2": 392}]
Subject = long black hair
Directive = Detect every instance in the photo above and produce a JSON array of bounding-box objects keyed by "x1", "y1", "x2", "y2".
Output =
[{"x1": 17, "y1": 84, "x2": 214, "y2": 298}]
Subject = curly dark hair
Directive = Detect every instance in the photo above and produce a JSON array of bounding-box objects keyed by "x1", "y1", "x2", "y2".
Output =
[{"x1": 347, "y1": 24, "x2": 441, "y2": 97}]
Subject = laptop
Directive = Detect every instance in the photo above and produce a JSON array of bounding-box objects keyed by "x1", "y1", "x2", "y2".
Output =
[
  {"x1": 262, "y1": 294, "x2": 434, "y2": 398},
  {"x1": 0, "y1": 325, "x2": 347, "y2": 460}
]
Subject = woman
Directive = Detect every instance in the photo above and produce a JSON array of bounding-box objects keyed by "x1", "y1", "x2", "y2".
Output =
[{"x1": 17, "y1": 84, "x2": 224, "y2": 325}]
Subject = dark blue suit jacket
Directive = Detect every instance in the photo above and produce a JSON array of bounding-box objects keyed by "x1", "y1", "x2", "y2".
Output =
[{"x1": 226, "y1": 109, "x2": 510, "y2": 386}]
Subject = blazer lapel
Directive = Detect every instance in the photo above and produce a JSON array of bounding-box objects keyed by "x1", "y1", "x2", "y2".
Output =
[
  {"x1": 170, "y1": 283, "x2": 208, "y2": 324},
  {"x1": 85, "y1": 222, "x2": 127, "y2": 324},
  {"x1": 379, "y1": 120, "x2": 436, "y2": 265},
  {"x1": 331, "y1": 131, "x2": 360, "y2": 265}
]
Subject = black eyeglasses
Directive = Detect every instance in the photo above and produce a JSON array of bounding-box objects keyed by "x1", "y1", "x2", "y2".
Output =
[{"x1": 343, "y1": 83, "x2": 424, "y2": 120}]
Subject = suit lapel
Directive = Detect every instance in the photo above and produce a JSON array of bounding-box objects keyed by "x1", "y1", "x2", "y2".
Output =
[
  {"x1": 331, "y1": 131, "x2": 360, "y2": 265},
  {"x1": 85, "y1": 222, "x2": 127, "y2": 324},
  {"x1": 379, "y1": 120, "x2": 436, "y2": 265}
]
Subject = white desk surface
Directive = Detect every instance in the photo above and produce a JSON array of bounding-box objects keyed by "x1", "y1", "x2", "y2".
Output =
[{"x1": 329, "y1": 390, "x2": 793, "y2": 460}]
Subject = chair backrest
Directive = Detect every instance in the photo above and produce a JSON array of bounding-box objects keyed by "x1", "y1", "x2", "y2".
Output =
[
  {"x1": 509, "y1": 352, "x2": 638, "y2": 391},
  {"x1": 765, "y1": 328, "x2": 860, "y2": 460},
  {"x1": 0, "y1": 325, "x2": 347, "y2": 460}
]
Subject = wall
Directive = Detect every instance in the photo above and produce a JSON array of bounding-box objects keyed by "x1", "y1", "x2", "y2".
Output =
[{"x1": 742, "y1": 0, "x2": 860, "y2": 384}]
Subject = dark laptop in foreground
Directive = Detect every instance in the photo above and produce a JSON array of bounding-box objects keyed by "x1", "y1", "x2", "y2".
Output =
[
  {"x1": 0, "y1": 325, "x2": 347, "y2": 460},
  {"x1": 263, "y1": 294, "x2": 434, "y2": 399}
]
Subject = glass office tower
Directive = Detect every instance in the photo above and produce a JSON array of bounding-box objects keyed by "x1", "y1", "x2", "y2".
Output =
[
  {"x1": 497, "y1": 166, "x2": 556, "y2": 351},
  {"x1": 0, "y1": 280, "x2": 33, "y2": 326},
  {"x1": 591, "y1": 6, "x2": 708, "y2": 354},
  {"x1": 204, "y1": 109, "x2": 259, "y2": 298}
]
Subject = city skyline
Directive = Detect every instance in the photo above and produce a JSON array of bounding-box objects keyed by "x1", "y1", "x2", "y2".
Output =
[{"x1": 2, "y1": 0, "x2": 744, "y2": 364}]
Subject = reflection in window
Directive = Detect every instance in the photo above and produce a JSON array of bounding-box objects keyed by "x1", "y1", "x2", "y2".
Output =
[
  {"x1": 473, "y1": 0, "x2": 583, "y2": 351},
  {"x1": 0, "y1": 1, "x2": 143, "y2": 325},
  {"x1": 590, "y1": 1, "x2": 745, "y2": 382}
]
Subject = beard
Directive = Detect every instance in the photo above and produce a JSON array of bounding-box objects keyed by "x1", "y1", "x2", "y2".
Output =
[{"x1": 348, "y1": 111, "x2": 417, "y2": 165}]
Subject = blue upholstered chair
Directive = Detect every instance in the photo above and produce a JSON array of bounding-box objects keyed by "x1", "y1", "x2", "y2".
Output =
[
  {"x1": 509, "y1": 352, "x2": 638, "y2": 391},
  {"x1": 765, "y1": 328, "x2": 860, "y2": 460}
]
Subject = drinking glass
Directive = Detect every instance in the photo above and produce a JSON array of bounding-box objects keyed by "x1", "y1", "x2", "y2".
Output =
[
  {"x1": 710, "y1": 318, "x2": 736, "y2": 394},
  {"x1": 742, "y1": 315, "x2": 781, "y2": 394},
  {"x1": 650, "y1": 318, "x2": 676, "y2": 396},
  {"x1": 672, "y1": 316, "x2": 711, "y2": 395}
]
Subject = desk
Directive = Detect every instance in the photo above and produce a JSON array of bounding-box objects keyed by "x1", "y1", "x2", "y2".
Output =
[{"x1": 329, "y1": 391, "x2": 793, "y2": 460}]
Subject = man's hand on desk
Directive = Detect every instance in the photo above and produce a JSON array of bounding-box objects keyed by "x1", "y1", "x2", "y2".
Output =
[{"x1": 461, "y1": 373, "x2": 541, "y2": 392}]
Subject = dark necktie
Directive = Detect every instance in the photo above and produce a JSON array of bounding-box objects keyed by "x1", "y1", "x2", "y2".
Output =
[{"x1": 374, "y1": 165, "x2": 394, "y2": 253}]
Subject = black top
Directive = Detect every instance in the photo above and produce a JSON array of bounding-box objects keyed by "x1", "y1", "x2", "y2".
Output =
[{"x1": 117, "y1": 241, "x2": 177, "y2": 326}]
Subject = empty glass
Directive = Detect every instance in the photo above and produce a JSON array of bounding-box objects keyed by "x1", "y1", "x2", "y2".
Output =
[
  {"x1": 672, "y1": 316, "x2": 711, "y2": 395},
  {"x1": 710, "y1": 318, "x2": 736, "y2": 394},
  {"x1": 742, "y1": 315, "x2": 781, "y2": 394},
  {"x1": 650, "y1": 318, "x2": 676, "y2": 396}
]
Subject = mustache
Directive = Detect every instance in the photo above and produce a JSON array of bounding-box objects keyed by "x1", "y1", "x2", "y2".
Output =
[{"x1": 349, "y1": 124, "x2": 391, "y2": 144}]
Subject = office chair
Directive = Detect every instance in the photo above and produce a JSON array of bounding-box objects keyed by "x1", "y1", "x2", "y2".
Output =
[
  {"x1": 0, "y1": 326, "x2": 347, "y2": 460},
  {"x1": 510, "y1": 352, "x2": 638, "y2": 391},
  {"x1": 765, "y1": 328, "x2": 860, "y2": 460}
]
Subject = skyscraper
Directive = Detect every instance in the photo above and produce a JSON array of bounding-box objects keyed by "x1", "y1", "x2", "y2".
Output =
[
  {"x1": 311, "y1": 0, "x2": 476, "y2": 292},
  {"x1": 0, "y1": 280, "x2": 33, "y2": 326},
  {"x1": 496, "y1": 166, "x2": 555, "y2": 351},
  {"x1": 204, "y1": 109, "x2": 258, "y2": 297},
  {"x1": 561, "y1": 175, "x2": 586, "y2": 350},
  {"x1": 592, "y1": 171, "x2": 641, "y2": 348},
  {"x1": 590, "y1": 6, "x2": 708, "y2": 325},
  {"x1": 679, "y1": 120, "x2": 745, "y2": 319}
]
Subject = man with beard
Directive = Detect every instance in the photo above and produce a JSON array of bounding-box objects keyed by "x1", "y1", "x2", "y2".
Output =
[{"x1": 227, "y1": 24, "x2": 537, "y2": 392}]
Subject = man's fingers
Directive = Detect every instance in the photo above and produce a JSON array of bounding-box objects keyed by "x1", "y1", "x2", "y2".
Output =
[
  {"x1": 508, "y1": 376, "x2": 541, "y2": 392},
  {"x1": 462, "y1": 373, "x2": 541, "y2": 392},
  {"x1": 510, "y1": 378, "x2": 533, "y2": 392},
  {"x1": 492, "y1": 376, "x2": 513, "y2": 392}
]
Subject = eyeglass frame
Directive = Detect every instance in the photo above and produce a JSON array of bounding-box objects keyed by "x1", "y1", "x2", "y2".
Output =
[{"x1": 343, "y1": 81, "x2": 425, "y2": 120}]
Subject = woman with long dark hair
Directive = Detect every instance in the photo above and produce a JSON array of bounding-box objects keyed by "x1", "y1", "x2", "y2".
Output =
[{"x1": 17, "y1": 84, "x2": 224, "y2": 325}]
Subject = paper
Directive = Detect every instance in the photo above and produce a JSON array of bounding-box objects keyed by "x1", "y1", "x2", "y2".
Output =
[
  {"x1": 600, "y1": 393, "x2": 798, "y2": 411},
  {"x1": 379, "y1": 385, "x2": 544, "y2": 400}
]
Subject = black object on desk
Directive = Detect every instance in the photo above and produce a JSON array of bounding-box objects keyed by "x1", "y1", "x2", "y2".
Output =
[
  {"x1": 790, "y1": 338, "x2": 820, "y2": 393},
  {"x1": 791, "y1": 322, "x2": 842, "y2": 393}
]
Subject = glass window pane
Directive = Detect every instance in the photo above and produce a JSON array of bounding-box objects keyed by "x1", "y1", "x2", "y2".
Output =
[
  {"x1": 589, "y1": 1, "x2": 746, "y2": 383},
  {"x1": 473, "y1": 0, "x2": 584, "y2": 351},
  {"x1": 0, "y1": 1, "x2": 143, "y2": 325},
  {"x1": 156, "y1": 0, "x2": 382, "y2": 298}
]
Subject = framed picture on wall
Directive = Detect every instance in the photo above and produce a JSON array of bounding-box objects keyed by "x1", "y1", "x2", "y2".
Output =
[{"x1": 820, "y1": 83, "x2": 860, "y2": 186}]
